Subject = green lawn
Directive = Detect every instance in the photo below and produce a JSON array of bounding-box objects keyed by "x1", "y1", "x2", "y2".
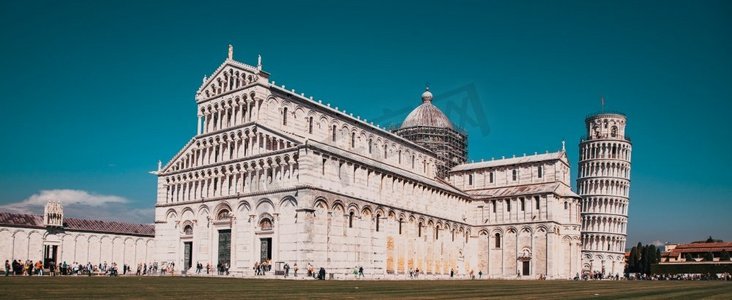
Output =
[{"x1": 1, "y1": 276, "x2": 731, "y2": 299}]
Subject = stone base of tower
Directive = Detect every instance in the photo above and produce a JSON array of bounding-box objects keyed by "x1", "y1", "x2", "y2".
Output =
[{"x1": 581, "y1": 250, "x2": 626, "y2": 277}]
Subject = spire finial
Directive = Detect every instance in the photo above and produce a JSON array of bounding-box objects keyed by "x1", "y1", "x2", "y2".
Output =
[
  {"x1": 561, "y1": 140, "x2": 566, "y2": 151},
  {"x1": 228, "y1": 44, "x2": 233, "y2": 60},
  {"x1": 257, "y1": 54, "x2": 262, "y2": 70},
  {"x1": 421, "y1": 83, "x2": 433, "y2": 102},
  {"x1": 158, "y1": 160, "x2": 162, "y2": 171}
]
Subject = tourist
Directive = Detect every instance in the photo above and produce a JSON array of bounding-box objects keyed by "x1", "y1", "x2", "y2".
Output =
[
  {"x1": 358, "y1": 266, "x2": 364, "y2": 278},
  {"x1": 4, "y1": 260, "x2": 9, "y2": 276},
  {"x1": 450, "y1": 268, "x2": 454, "y2": 278},
  {"x1": 284, "y1": 263, "x2": 290, "y2": 278},
  {"x1": 318, "y1": 267, "x2": 326, "y2": 280},
  {"x1": 307, "y1": 263, "x2": 313, "y2": 278},
  {"x1": 293, "y1": 263, "x2": 298, "y2": 277},
  {"x1": 478, "y1": 270, "x2": 482, "y2": 279}
]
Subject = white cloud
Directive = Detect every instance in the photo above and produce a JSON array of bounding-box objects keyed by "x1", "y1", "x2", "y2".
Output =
[{"x1": 0, "y1": 189, "x2": 153, "y2": 224}]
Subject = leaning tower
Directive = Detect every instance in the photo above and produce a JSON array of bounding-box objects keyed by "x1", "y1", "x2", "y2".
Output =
[{"x1": 578, "y1": 112, "x2": 632, "y2": 276}]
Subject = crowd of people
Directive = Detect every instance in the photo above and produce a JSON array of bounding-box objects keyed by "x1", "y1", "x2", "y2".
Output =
[{"x1": 3, "y1": 259, "x2": 180, "y2": 277}]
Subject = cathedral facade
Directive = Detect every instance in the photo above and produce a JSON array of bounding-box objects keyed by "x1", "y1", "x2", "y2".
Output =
[{"x1": 153, "y1": 47, "x2": 587, "y2": 279}]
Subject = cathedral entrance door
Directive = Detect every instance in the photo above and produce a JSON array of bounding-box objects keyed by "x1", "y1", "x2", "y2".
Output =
[
  {"x1": 522, "y1": 261, "x2": 530, "y2": 276},
  {"x1": 43, "y1": 245, "x2": 58, "y2": 269},
  {"x1": 183, "y1": 242, "x2": 193, "y2": 271},
  {"x1": 260, "y1": 238, "x2": 272, "y2": 262},
  {"x1": 218, "y1": 230, "x2": 231, "y2": 267}
]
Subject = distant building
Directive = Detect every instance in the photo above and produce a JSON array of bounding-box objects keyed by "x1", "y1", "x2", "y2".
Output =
[
  {"x1": 0, "y1": 201, "x2": 155, "y2": 267},
  {"x1": 662, "y1": 242, "x2": 732, "y2": 263}
]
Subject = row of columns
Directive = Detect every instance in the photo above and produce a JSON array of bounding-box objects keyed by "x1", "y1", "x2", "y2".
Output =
[
  {"x1": 580, "y1": 141, "x2": 631, "y2": 161},
  {"x1": 581, "y1": 197, "x2": 627, "y2": 215},
  {"x1": 166, "y1": 158, "x2": 299, "y2": 204},
  {"x1": 582, "y1": 234, "x2": 625, "y2": 253},
  {"x1": 581, "y1": 215, "x2": 627, "y2": 234}
]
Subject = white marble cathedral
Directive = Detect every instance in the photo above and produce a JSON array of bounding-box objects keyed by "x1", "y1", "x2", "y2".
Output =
[{"x1": 153, "y1": 46, "x2": 587, "y2": 279}]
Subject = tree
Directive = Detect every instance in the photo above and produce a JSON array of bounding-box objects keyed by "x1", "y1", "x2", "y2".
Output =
[
  {"x1": 684, "y1": 253, "x2": 694, "y2": 262},
  {"x1": 628, "y1": 247, "x2": 639, "y2": 273},
  {"x1": 721, "y1": 250, "x2": 731, "y2": 261}
]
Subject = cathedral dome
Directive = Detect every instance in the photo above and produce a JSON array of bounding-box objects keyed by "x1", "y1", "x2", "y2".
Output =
[{"x1": 400, "y1": 87, "x2": 453, "y2": 129}]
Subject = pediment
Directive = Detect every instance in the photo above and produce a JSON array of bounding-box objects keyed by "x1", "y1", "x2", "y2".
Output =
[{"x1": 196, "y1": 59, "x2": 269, "y2": 102}]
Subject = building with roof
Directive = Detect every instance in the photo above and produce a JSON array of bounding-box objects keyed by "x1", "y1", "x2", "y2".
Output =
[
  {"x1": 0, "y1": 201, "x2": 155, "y2": 268},
  {"x1": 152, "y1": 45, "x2": 585, "y2": 279}
]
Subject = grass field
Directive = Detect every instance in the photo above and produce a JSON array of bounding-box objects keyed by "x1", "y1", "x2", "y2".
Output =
[{"x1": 1, "y1": 276, "x2": 731, "y2": 299}]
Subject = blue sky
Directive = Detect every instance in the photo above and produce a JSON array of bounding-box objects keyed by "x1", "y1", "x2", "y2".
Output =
[{"x1": 0, "y1": 0, "x2": 730, "y2": 246}]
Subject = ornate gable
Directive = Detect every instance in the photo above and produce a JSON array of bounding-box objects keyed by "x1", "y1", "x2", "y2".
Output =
[{"x1": 195, "y1": 45, "x2": 269, "y2": 102}]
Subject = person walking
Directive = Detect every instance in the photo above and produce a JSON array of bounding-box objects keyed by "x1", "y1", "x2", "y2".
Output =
[
  {"x1": 284, "y1": 263, "x2": 290, "y2": 278},
  {"x1": 293, "y1": 263, "x2": 298, "y2": 277},
  {"x1": 358, "y1": 266, "x2": 364, "y2": 278}
]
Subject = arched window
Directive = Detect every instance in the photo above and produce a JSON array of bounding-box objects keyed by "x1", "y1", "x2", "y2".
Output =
[
  {"x1": 349, "y1": 211, "x2": 354, "y2": 228},
  {"x1": 492, "y1": 200, "x2": 497, "y2": 213},
  {"x1": 512, "y1": 169, "x2": 518, "y2": 181},
  {"x1": 495, "y1": 233, "x2": 501, "y2": 248},
  {"x1": 282, "y1": 107, "x2": 288, "y2": 126},
  {"x1": 375, "y1": 214, "x2": 380, "y2": 232},
  {"x1": 308, "y1": 117, "x2": 313, "y2": 134},
  {"x1": 489, "y1": 171, "x2": 494, "y2": 183},
  {"x1": 332, "y1": 125, "x2": 336, "y2": 142},
  {"x1": 520, "y1": 198, "x2": 525, "y2": 211},
  {"x1": 384, "y1": 145, "x2": 388, "y2": 158},
  {"x1": 368, "y1": 139, "x2": 372, "y2": 153},
  {"x1": 564, "y1": 201, "x2": 568, "y2": 210},
  {"x1": 535, "y1": 196, "x2": 540, "y2": 210},
  {"x1": 418, "y1": 222, "x2": 422, "y2": 237},
  {"x1": 435, "y1": 226, "x2": 439, "y2": 240},
  {"x1": 506, "y1": 200, "x2": 511, "y2": 212},
  {"x1": 259, "y1": 218, "x2": 273, "y2": 231},
  {"x1": 611, "y1": 126, "x2": 618, "y2": 137},
  {"x1": 468, "y1": 174, "x2": 473, "y2": 185},
  {"x1": 398, "y1": 218, "x2": 403, "y2": 235},
  {"x1": 351, "y1": 132, "x2": 355, "y2": 148},
  {"x1": 183, "y1": 224, "x2": 193, "y2": 235}
]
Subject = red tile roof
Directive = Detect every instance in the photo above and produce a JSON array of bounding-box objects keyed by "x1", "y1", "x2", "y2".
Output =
[
  {"x1": 0, "y1": 211, "x2": 154, "y2": 237},
  {"x1": 669, "y1": 242, "x2": 732, "y2": 256}
]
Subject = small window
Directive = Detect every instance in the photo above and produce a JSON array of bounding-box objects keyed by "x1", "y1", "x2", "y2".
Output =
[
  {"x1": 468, "y1": 174, "x2": 473, "y2": 185},
  {"x1": 183, "y1": 225, "x2": 193, "y2": 235},
  {"x1": 398, "y1": 150, "x2": 402, "y2": 164},
  {"x1": 332, "y1": 125, "x2": 337, "y2": 142},
  {"x1": 308, "y1": 117, "x2": 313, "y2": 134},
  {"x1": 611, "y1": 126, "x2": 618, "y2": 137},
  {"x1": 398, "y1": 218, "x2": 403, "y2": 235},
  {"x1": 564, "y1": 202, "x2": 568, "y2": 210},
  {"x1": 495, "y1": 233, "x2": 501, "y2": 248},
  {"x1": 418, "y1": 222, "x2": 422, "y2": 237},
  {"x1": 537, "y1": 165, "x2": 543, "y2": 178},
  {"x1": 368, "y1": 139, "x2": 372, "y2": 153},
  {"x1": 520, "y1": 198, "x2": 525, "y2": 211},
  {"x1": 282, "y1": 107, "x2": 288, "y2": 126},
  {"x1": 351, "y1": 132, "x2": 355, "y2": 148},
  {"x1": 512, "y1": 169, "x2": 517, "y2": 181},
  {"x1": 489, "y1": 172, "x2": 494, "y2": 183},
  {"x1": 384, "y1": 145, "x2": 388, "y2": 158},
  {"x1": 349, "y1": 211, "x2": 354, "y2": 228},
  {"x1": 435, "y1": 226, "x2": 439, "y2": 240},
  {"x1": 507, "y1": 200, "x2": 511, "y2": 212},
  {"x1": 376, "y1": 214, "x2": 381, "y2": 232},
  {"x1": 492, "y1": 200, "x2": 496, "y2": 213},
  {"x1": 535, "y1": 196, "x2": 540, "y2": 210}
]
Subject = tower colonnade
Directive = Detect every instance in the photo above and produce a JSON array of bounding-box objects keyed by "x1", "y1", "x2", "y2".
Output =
[{"x1": 578, "y1": 113, "x2": 632, "y2": 275}]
